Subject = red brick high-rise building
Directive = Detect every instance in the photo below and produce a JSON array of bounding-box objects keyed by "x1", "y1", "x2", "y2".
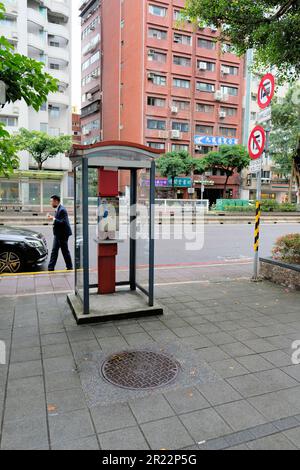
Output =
[{"x1": 80, "y1": 0, "x2": 245, "y2": 201}]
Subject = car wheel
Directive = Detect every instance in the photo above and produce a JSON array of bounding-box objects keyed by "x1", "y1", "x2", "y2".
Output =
[{"x1": 0, "y1": 251, "x2": 22, "y2": 274}]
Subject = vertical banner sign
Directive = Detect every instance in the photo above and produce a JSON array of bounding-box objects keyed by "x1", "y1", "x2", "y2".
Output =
[{"x1": 251, "y1": 72, "x2": 275, "y2": 280}]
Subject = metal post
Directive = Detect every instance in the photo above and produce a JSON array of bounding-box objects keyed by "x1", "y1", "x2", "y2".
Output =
[
  {"x1": 130, "y1": 169, "x2": 137, "y2": 291},
  {"x1": 82, "y1": 158, "x2": 90, "y2": 315},
  {"x1": 149, "y1": 161, "x2": 155, "y2": 307},
  {"x1": 252, "y1": 124, "x2": 270, "y2": 281}
]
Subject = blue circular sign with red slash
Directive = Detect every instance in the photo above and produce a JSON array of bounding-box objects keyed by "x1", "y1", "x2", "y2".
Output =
[
  {"x1": 258, "y1": 73, "x2": 275, "y2": 109},
  {"x1": 248, "y1": 125, "x2": 266, "y2": 160}
]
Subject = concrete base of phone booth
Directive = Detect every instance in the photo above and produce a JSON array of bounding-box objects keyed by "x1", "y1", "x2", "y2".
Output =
[{"x1": 67, "y1": 289, "x2": 163, "y2": 325}]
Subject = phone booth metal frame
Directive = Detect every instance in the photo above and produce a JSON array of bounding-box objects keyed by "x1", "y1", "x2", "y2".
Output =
[{"x1": 68, "y1": 141, "x2": 164, "y2": 324}]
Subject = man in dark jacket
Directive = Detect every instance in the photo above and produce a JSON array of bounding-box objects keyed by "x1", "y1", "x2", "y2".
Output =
[{"x1": 47, "y1": 195, "x2": 73, "y2": 271}]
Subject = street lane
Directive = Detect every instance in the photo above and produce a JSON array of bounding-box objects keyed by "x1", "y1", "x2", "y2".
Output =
[{"x1": 34, "y1": 223, "x2": 299, "y2": 271}]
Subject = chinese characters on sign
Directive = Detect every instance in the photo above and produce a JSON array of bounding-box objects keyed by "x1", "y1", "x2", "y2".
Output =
[
  {"x1": 194, "y1": 135, "x2": 239, "y2": 146},
  {"x1": 142, "y1": 178, "x2": 192, "y2": 188}
]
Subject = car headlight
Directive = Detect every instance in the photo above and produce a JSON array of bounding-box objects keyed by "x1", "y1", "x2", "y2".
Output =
[{"x1": 25, "y1": 239, "x2": 44, "y2": 248}]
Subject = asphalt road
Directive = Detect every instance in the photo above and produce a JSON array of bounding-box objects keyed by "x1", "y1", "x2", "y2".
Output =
[{"x1": 37, "y1": 223, "x2": 299, "y2": 271}]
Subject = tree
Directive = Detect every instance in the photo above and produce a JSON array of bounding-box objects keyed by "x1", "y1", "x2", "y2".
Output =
[
  {"x1": 0, "y1": 125, "x2": 19, "y2": 177},
  {"x1": 270, "y1": 83, "x2": 300, "y2": 201},
  {"x1": 203, "y1": 145, "x2": 250, "y2": 197},
  {"x1": 0, "y1": 2, "x2": 58, "y2": 174},
  {"x1": 184, "y1": 0, "x2": 300, "y2": 82},
  {"x1": 15, "y1": 129, "x2": 72, "y2": 171}
]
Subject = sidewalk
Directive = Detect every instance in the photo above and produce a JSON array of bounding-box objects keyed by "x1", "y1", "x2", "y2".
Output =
[{"x1": 0, "y1": 276, "x2": 300, "y2": 450}]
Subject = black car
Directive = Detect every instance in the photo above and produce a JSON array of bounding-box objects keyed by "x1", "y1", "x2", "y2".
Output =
[{"x1": 0, "y1": 226, "x2": 48, "y2": 274}]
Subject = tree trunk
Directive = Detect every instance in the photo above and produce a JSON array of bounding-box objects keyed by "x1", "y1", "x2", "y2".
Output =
[
  {"x1": 288, "y1": 165, "x2": 294, "y2": 203},
  {"x1": 223, "y1": 174, "x2": 230, "y2": 198},
  {"x1": 172, "y1": 176, "x2": 176, "y2": 199},
  {"x1": 38, "y1": 161, "x2": 43, "y2": 171}
]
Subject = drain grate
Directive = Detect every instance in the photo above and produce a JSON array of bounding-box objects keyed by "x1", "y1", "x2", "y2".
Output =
[{"x1": 101, "y1": 350, "x2": 180, "y2": 390}]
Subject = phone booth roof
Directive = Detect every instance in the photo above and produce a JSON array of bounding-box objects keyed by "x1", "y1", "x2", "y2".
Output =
[{"x1": 70, "y1": 141, "x2": 163, "y2": 169}]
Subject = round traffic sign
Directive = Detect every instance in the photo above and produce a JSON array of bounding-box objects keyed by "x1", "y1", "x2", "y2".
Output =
[
  {"x1": 248, "y1": 126, "x2": 266, "y2": 160},
  {"x1": 258, "y1": 73, "x2": 275, "y2": 109}
]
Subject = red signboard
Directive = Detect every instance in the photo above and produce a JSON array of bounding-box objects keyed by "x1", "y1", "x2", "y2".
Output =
[
  {"x1": 258, "y1": 73, "x2": 275, "y2": 109},
  {"x1": 248, "y1": 126, "x2": 266, "y2": 160}
]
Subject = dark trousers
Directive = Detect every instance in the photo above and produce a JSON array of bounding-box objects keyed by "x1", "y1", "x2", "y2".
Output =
[{"x1": 48, "y1": 236, "x2": 73, "y2": 271}]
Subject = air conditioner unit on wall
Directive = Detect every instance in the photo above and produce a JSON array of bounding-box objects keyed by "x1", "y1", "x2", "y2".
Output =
[
  {"x1": 171, "y1": 106, "x2": 178, "y2": 114},
  {"x1": 219, "y1": 111, "x2": 226, "y2": 118},
  {"x1": 147, "y1": 73, "x2": 155, "y2": 81},
  {"x1": 214, "y1": 90, "x2": 224, "y2": 101},
  {"x1": 199, "y1": 62, "x2": 207, "y2": 71},
  {"x1": 222, "y1": 66, "x2": 230, "y2": 75},
  {"x1": 158, "y1": 130, "x2": 168, "y2": 139},
  {"x1": 170, "y1": 130, "x2": 181, "y2": 139}
]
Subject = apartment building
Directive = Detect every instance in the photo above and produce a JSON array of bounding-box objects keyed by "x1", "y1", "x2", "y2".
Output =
[
  {"x1": 0, "y1": 0, "x2": 72, "y2": 209},
  {"x1": 72, "y1": 107, "x2": 82, "y2": 144},
  {"x1": 80, "y1": 0, "x2": 245, "y2": 202}
]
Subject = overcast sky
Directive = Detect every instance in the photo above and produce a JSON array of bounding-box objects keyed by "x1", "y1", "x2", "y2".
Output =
[{"x1": 71, "y1": 0, "x2": 81, "y2": 110}]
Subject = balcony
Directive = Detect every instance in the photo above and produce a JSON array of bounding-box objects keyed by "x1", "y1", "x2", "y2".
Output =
[
  {"x1": 27, "y1": 8, "x2": 47, "y2": 27},
  {"x1": 3, "y1": 0, "x2": 18, "y2": 15},
  {"x1": 48, "y1": 68, "x2": 70, "y2": 84},
  {"x1": 47, "y1": 22, "x2": 70, "y2": 41},
  {"x1": 47, "y1": 45, "x2": 70, "y2": 62},
  {"x1": 48, "y1": 91, "x2": 70, "y2": 107},
  {"x1": 81, "y1": 101, "x2": 101, "y2": 118},
  {"x1": 48, "y1": 0, "x2": 70, "y2": 20},
  {"x1": 28, "y1": 33, "x2": 46, "y2": 52}
]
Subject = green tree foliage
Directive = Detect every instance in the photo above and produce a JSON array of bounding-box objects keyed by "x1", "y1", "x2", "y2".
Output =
[
  {"x1": 270, "y1": 83, "x2": 300, "y2": 178},
  {"x1": 15, "y1": 129, "x2": 72, "y2": 171},
  {"x1": 184, "y1": 0, "x2": 300, "y2": 81},
  {"x1": 0, "y1": 2, "x2": 58, "y2": 174},
  {"x1": 202, "y1": 145, "x2": 250, "y2": 197}
]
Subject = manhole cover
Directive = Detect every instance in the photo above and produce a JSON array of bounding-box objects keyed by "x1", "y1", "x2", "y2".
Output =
[{"x1": 101, "y1": 350, "x2": 180, "y2": 390}]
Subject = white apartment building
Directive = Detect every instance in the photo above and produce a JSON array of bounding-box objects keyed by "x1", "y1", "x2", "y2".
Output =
[{"x1": 0, "y1": 0, "x2": 72, "y2": 210}]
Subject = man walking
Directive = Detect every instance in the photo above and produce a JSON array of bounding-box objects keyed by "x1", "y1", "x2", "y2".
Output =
[{"x1": 47, "y1": 195, "x2": 73, "y2": 272}]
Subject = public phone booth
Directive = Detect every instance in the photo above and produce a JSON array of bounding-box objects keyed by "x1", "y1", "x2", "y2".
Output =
[{"x1": 68, "y1": 141, "x2": 164, "y2": 324}]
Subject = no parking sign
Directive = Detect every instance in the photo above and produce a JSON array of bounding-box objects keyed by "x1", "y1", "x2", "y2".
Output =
[
  {"x1": 248, "y1": 125, "x2": 266, "y2": 160},
  {"x1": 258, "y1": 73, "x2": 275, "y2": 109}
]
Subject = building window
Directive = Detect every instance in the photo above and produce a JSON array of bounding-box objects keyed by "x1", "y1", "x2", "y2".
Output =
[
  {"x1": 219, "y1": 127, "x2": 237, "y2": 137},
  {"x1": 173, "y1": 55, "x2": 191, "y2": 67},
  {"x1": 148, "y1": 142, "x2": 165, "y2": 150},
  {"x1": 196, "y1": 103, "x2": 214, "y2": 113},
  {"x1": 0, "y1": 116, "x2": 18, "y2": 127},
  {"x1": 222, "y1": 43, "x2": 235, "y2": 54},
  {"x1": 221, "y1": 85, "x2": 238, "y2": 96},
  {"x1": 149, "y1": 4, "x2": 167, "y2": 17},
  {"x1": 195, "y1": 125, "x2": 214, "y2": 135},
  {"x1": 147, "y1": 119, "x2": 166, "y2": 130},
  {"x1": 148, "y1": 28, "x2": 167, "y2": 40},
  {"x1": 221, "y1": 65, "x2": 239, "y2": 75},
  {"x1": 148, "y1": 50, "x2": 167, "y2": 63},
  {"x1": 172, "y1": 100, "x2": 190, "y2": 111},
  {"x1": 173, "y1": 78, "x2": 190, "y2": 89},
  {"x1": 49, "y1": 106, "x2": 60, "y2": 118},
  {"x1": 50, "y1": 63, "x2": 60, "y2": 70},
  {"x1": 172, "y1": 122, "x2": 189, "y2": 133},
  {"x1": 197, "y1": 60, "x2": 215, "y2": 71},
  {"x1": 174, "y1": 33, "x2": 192, "y2": 46},
  {"x1": 149, "y1": 74, "x2": 167, "y2": 86},
  {"x1": 40, "y1": 123, "x2": 48, "y2": 132},
  {"x1": 221, "y1": 106, "x2": 238, "y2": 117},
  {"x1": 196, "y1": 82, "x2": 215, "y2": 93},
  {"x1": 195, "y1": 146, "x2": 214, "y2": 154},
  {"x1": 147, "y1": 96, "x2": 166, "y2": 107},
  {"x1": 172, "y1": 144, "x2": 189, "y2": 152},
  {"x1": 198, "y1": 38, "x2": 216, "y2": 50}
]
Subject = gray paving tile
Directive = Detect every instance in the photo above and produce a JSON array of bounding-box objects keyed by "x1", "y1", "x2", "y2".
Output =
[
  {"x1": 141, "y1": 416, "x2": 194, "y2": 450},
  {"x1": 283, "y1": 427, "x2": 300, "y2": 448},
  {"x1": 209, "y1": 359, "x2": 248, "y2": 379},
  {"x1": 197, "y1": 346, "x2": 230, "y2": 363},
  {"x1": 9, "y1": 360, "x2": 42, "y2": 380},
  {"x1": 1, "y1": 416, "x2": 48, "y2": 450},
  {"x1": 243, "y1": 339, "x2": 278, "y2": 354},
  {"x1": 221, "y1": 342, "x2": 255, "y2": 358},
  {"x1": 227, "y1": 374, "x2": 273, "y2": 398},
  {"x1": 164, "y1": 387, "x2": 210, "y2": 414},
  {"x1": 249, "y1": 423, "x2": 278, "y2": 439},
  {"x1": 52, "y1": 435, "x2": 100, "y2": 450},
  {"x1": 224, "y1": 430, "x2": 254, "y2": 447},
  {"x1": 4, "y1": 393, "x2": 46, "y2": 422},
  {"x1": 215, "y1": 400, "x2": 267, "y2": 432},
  {"x1": 91, "y1": 403, "x2": 136, "y2": 433},
  {"x1": 40, "y1": 332, "x2": 68, "y2": 346},
  {"x1": 98, "y1": 336, "x2": 128, "y2": 350},
  {"x1": 44, "y1": 355, "x2": 75, "y2": 374},
  {"x1": 99, "y1": 426, "x2": 150, "y2": 450},
  {"x1": 206, "y1": 332, "x2": 235, "y2": 346},
  {"x1": 249, "y1": 392, "x2": 298, "y2": 420},
  {"x1": 123, "y1": 332, "x2": 153, "y2": 347},
  {"x1": 273, "y1": 416, "x2": 300, "y2": 431},
  {"x1": 49, "y1": 409, "x2": 95, "y2": 445},
  {"x1": 254, "y1": 369, "x2": 298, "y2": 390},
  {"x1": 129, "y1": 394, "x2": 174, "y2": 423},
  {"x1": 45, "y1": 370, "x2": 81, "y2": 392},
  {"x1": 6, "y1": 376, "x2": 44, "y2": 398},
  {"x1": 281, "y1": 366, "x2": 300, "y2": 382},
  {"x1": 247, "y1": 433, "x2": 297, "y2": 450},
  {"x1": 197, "y1": 381, "x2": 242, "y2": 406},
  {"x1": 42, "y1": 343, "x2": 72, "y2": 359},
  {"x1": 236, "y1": 355, "x2": 274, "y2": 373},
  {"x1": 47, "y1": 388, "x2": 87, "y2": 414},
  {"x1": 180, "y1": 408, "x2": 232, "y2": 442}
]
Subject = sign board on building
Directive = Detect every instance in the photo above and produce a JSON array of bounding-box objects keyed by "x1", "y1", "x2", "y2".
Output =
[
  {"x1": 142, "y1": 177, "x2": 192, "y2": 188},
  {"x1": 194, "y1": 136, "x2": 239, "y2": 146},
  {"x1": 258, "y1": 73, "x2": 275, "y2": 109},
  {"x1": 248, "y1": 126, "x2": 266, "y2": 160}
]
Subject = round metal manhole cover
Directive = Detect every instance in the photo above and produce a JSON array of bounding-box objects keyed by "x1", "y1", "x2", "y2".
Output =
[{"x1": 101, "y1": 350, "x2": 180, "y2": 390}]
